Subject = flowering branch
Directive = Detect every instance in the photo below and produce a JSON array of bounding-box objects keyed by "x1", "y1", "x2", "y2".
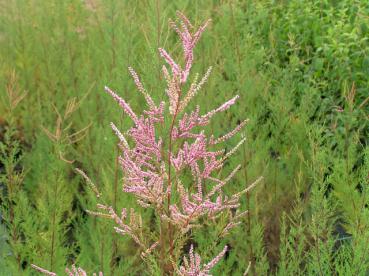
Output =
[
  {"x1": 88, "y1": 10, "x2": 258, "y2": 274},
  {"x1": 174, "y1": 245, "x2": 228, "y2": 276},
  {"x1": 32, "y1": 11, "x2": 260, "y2": 276}
]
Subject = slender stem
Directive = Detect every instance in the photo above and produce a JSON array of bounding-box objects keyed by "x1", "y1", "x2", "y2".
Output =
[
  {"x1": 165, "y1": 84, "x2": 182, "y2": 274},
  {"x1": 166, "y1": 115, "x2": 178, "y2": 274},
  {"x1": 167, "y1": 115, "x2": 178, "y2": 209}
]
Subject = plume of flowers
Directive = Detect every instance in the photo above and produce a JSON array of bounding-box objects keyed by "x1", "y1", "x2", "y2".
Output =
[
  {"x1": 98, "y1": 10, "x2": 260, "y2": 273},
  {"x1": 160, "y1": 11, "x2": 211, "y2": 84},
  {"x1": 33, "y1": 11, "x2": 259, "y2": 275},
  {"x1": 175, "y1": 245, "x2": 228, "y2": 276},
  {"x1": 103, "y1": 9, "x2": 259, "y2": 227}
]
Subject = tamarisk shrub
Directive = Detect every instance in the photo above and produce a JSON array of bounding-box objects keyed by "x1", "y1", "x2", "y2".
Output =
[{"x1": 33, "y1": 11, "x2": 261, "y2": 275}]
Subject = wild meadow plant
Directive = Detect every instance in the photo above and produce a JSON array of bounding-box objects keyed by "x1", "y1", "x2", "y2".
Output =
[
  {"x1": 0, "y1": 71, "x2": 27, "y2": 274},
  {"x1": 32, "y1": 12, "x2": 260, "y2": 275}
]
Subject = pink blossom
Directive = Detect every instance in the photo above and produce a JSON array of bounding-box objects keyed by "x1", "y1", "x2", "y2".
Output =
[
  {"x1": 59, "y1": 11, "x2": 260, "y2": 275},
  {"x1": 32, "y1": 11, "x2": 259, "y2": 276},
  {"x1": 102, "y1": 10, "x2": 258, "y2": 246},
  {"x1": 175, "y1": 245, "x2": 228, "y2": 276},
  {"x1": 166, "y1": 11, "x2": 211, "y2": 84},
  {"x1": 104, "y1": 86, "x2": 138, "y2": 124}
]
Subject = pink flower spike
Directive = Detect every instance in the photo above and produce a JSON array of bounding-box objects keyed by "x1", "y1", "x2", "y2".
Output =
[
  {"x1": 110, "y1": 122, "x2": 129, "y2": 149},
  {"x1": 167, "y1": 12, "x2": 211, "y2": 84},
  {"x1": 159, "y1": 48, "x2": 181, "y2": 78},
  {"x1": 104, "y1": 86, "x2": 138, "y2": 124},
  {"x1": 31, "y1": 264, "x2": 57, "y2": 276},
  {"x1": 192, "y1": 19, "x2": 211, "y2": 46},
  {"x1": 210, "y1": 119, "x2": 249, "y2": 145},
  {"x1": 176, "y1": 11, "x2": 193, "y2": 29},
  {"x1": 128, "y1": 66, "x2": 156, "y2": 110},
  {"x1": 177, "y1": 245, "x2": 228, "y2": 276},
  {"x1": 202, "y1": 95, "x2": 240, "y2": 121},
  {"x1": 203, "y1": 245, "x2": 228, "y2": 271}
]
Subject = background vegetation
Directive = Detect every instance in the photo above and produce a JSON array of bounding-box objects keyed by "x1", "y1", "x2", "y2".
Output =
[{"x1": 0, "y1": 0, "x2": 368, "y2": 275}]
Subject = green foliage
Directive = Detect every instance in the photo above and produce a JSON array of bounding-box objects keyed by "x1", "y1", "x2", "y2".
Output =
[{"x1": 0, "y1": 0, "x2": 367, "y2": 275}]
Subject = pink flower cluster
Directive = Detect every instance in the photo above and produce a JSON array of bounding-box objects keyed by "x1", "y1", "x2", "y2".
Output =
[
  {"x1": 102, "y1": 11, "x2": 259, "y2": 272},
  {"x1": 160, "y1": 12, "x2": 211, "y2": 84},
  {"x1": 102, "y1": 10, "x2": 260, "y2": 273},
  {"x1": 32, "y1": 11, "x2": 260, "y2": 275},
  {"x1": 104, "y1": 11, "x2": 256, "y2": 232},
  {"x1": 175, "y1": 245, "x2": 228, "y2": 276}
]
